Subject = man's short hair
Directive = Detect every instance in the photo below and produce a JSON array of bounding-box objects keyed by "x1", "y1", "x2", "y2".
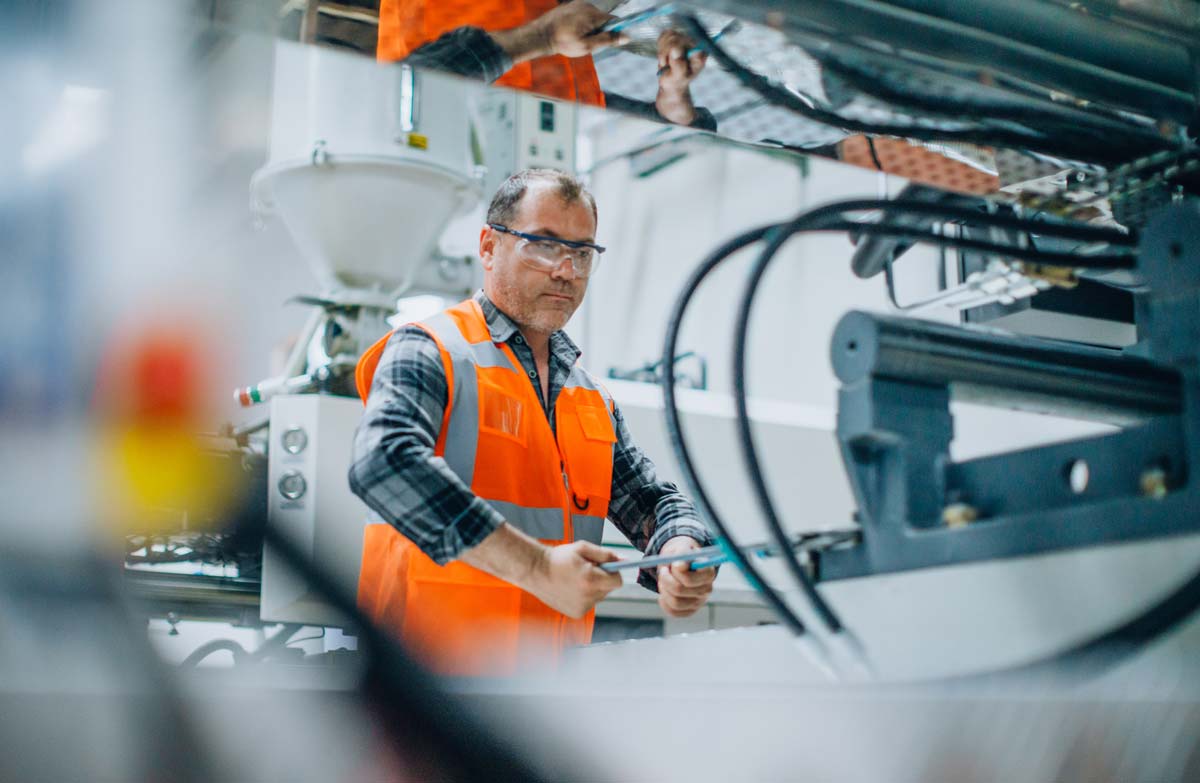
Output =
[{"x1": 485, "y1": 168, "x2": 597, "y2": 229}]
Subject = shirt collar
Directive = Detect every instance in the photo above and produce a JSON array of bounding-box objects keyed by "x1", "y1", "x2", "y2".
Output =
[{"x1": 474, "y1": 290, "x2": 582, "y2": 364}]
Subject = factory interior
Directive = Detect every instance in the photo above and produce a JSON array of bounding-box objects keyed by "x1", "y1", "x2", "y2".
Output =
[{"x1": 3, "y1": 0, "x2": 1200, "y2": 780}]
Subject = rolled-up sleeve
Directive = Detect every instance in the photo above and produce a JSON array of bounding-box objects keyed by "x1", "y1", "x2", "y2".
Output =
[
  {"x1": 604, "y1": 403, "x2": 713, "y2": 591},
  {"x1": 347, "y1": 326, "x2": 504, "y2": 565},
  {"x1": 401, "y1": 26, "x2": 514, "y2": 83}
]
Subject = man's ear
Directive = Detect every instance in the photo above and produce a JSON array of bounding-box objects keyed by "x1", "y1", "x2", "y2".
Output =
[{"x1": 478, "y1": 225, "x2": 496, "y2": 271}]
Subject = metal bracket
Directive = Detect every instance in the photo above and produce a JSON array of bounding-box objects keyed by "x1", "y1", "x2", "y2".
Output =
[{"x1": 819, "y1": 201, "x2": 1200, "y2": 582}]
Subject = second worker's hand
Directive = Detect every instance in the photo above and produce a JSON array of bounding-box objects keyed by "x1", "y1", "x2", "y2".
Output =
[
  {"x1": 656, "y1": 536, "x2": 717, "y2": 618},
  {"x1": 654, "y1": 29, "x2": 707, "y2": 126},
  {"x1": 541, "y1": 0, "x2": 629, "y2": 58},
  {"x1": 493, "y1": 1, "x2": 629, "y2": 64},
  {"x1": 528, "y1": 540, "x2": 624, "y2": 618}
]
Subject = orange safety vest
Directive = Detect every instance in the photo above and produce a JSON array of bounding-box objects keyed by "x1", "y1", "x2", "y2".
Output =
[
  {"x1": 376, "y1": 0, "x2": 607, "y2": 107},
  {"x1": 355, "y1": 298, "x2": 617, "y2": 675}
]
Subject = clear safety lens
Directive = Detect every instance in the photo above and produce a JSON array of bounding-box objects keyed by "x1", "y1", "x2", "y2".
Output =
[{"x1": 518, "y1": 238, "x2": 598, "y2": 277}]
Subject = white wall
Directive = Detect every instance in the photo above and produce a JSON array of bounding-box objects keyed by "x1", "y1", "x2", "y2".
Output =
[{"x1": 575, "y1": 121, "x2": 896, "y2": 410}]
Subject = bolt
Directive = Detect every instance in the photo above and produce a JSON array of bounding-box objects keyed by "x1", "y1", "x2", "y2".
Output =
[
  {"x1": 311, "y1": 139, "x2": 328, "y2": 166},
  {"x1": 942, "y1": 503, "x2": 979, "y2": 528},
  {"x1": 1140, "y1": 467, "x2": 1168, "y2": 499}
]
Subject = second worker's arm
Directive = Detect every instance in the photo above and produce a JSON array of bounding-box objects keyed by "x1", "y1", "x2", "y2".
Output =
[{"x1": 398, "y1": 3, "x2": 717, "y2": 131}]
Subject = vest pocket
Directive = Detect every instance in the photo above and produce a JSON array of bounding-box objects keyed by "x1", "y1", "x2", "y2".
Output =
[
  {"x1": 478, "y1": 378, "x2": 528, "y2": 446},
  {"x1": 576, "y1": 405, "x2": 616, "y2": 443},
  {"x1": 562, "y1": 404, "x2": 616, "y2": 507}
]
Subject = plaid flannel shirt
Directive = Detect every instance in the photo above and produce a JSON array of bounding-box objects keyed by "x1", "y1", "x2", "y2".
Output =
[
  {"x1": 402, "y1": 26, "x2": 718, "y2": 132},
  {"x1": 348, "y1": 291, "x2": 712, "y2": 591}
]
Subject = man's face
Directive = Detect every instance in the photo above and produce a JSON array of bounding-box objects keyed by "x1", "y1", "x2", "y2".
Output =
[{"x1": 479, "y1": 182, "x2": 596, "y2": 337}]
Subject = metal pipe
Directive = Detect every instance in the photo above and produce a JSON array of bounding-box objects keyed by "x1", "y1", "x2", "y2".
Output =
[{"x1": 831, "y1": 310, "x2": 1182, "y2": 420}]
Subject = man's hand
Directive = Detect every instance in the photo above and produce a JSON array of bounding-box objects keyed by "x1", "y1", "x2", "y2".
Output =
[
  {"x1": 656, "y1": 536, "x2": 717, "y2": 618},
  {"x1": 538, "y1": 0, "x2": 627, "y2": 58},
  {"x1": 460, "y1": 524, "x2": 621, "y2": 617},
  {"x1": 492, "y1": 1, "x2": 628, "y2": 64},
  {"x1": 655, "y1": 29, "x2": 707, "y2": 126},
  {"x1": 526, "y1": 540, "x2": 624, "y2": 618}
]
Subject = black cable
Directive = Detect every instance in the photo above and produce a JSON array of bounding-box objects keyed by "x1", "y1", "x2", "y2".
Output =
[
  {"x1": 818, "y1": 53, "x2": 1173, "y2": 154},
  {"x1": 729, "y1": 206, "x2": 884, "y2": 637},
  {"x1": 661, "y1": 222, "x2": 812, "y2": 639},
  {"x1": 823, "y1": 221, "x2": 1135, "y2": 269},
  {"x1": 719, "y1": 197, "x2": 1145, "y2": 638},
  {"x1": 884, "y1": 255, "x2": 901, "y2": 309},
  {"x1": 866, "y1": 137, "x2": 883, "y2": 172},
  {"x1": 179, "y1": 639, "x2": 251, "y2": 668},
  {"x1": 790, "y1": 195, "x2": 1139, "y2": 250},
  {"x1": 677, "y1": 15, "x2": 1174, "y2": 166},
  {"x1": 732, "y1": 227, "x2": 845, "y2": 634}
]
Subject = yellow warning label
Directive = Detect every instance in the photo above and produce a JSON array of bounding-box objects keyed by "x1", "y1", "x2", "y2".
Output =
[{"x1": 407, "y1": 133, "x2": 429, "y2": 150}]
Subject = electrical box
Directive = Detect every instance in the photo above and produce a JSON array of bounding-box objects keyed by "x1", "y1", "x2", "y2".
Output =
[
  {"x1": 474, "y1": 91, "x2": 578, "y2": 197},
  {"x1": 260, "y1": 394, "x2": 370, "y2": 626}
]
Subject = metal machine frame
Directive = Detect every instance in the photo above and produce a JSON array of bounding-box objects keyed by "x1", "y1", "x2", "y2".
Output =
[{"x1": 817, "y1": 202, "x2": 1199, "y2": 581}]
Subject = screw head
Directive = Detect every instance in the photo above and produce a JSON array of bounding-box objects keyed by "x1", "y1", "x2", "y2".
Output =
[
  {"x1": 1140, "y1": 467, "x2": 1168, "y2": 499},
  {"x1": 942, "y1": 503, "x2": 979, "y2": 528}
]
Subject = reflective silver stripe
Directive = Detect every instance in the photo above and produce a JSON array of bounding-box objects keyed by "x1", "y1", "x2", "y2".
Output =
[
  {"x1": 421, "y1": 312, "x2": 515, "y2": 370},
  {"x1": 421, "y1": 312, "x2": 525, "y2": 488},
  {"x1": 420, "y1": 312, "x2": 480, "y2": 486},
  {"x1": 467, "y1": 341, "x2": 516, "y2": 369},
  {"x1": 563, "y1": 365, "x2": 605, "y2": 393},
  {"x1": 486, "y1": 498, "x2": 565, "y2": 540},
  {"x1": 571, "y1": 514, "x2": 605, "y2": 545}
]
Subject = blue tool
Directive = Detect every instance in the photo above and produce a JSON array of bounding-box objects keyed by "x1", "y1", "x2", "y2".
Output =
[
  {"x1": 599, "y1": 531, "x2": 856, "y2": 573},
  {"x1": 588, "y1": 3, "x2": 677, "y2": 36}
]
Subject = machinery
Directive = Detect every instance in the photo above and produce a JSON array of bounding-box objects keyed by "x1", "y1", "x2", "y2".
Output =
[
  {"x1": 240, "y1": 40, "x2": 482, "y2": 408},
  {"x1": 124, "y1": 1, "x2": 1200, "y2": 669},
  {"x1": 14, "y1": 0, "x2": 1200, "y2": 780},
  {"x1": 630, "y1": 0, "x2": 1200, "y2": 682}
]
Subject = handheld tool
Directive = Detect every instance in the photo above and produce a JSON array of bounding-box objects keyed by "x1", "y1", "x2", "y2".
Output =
[
  {"x1": 599, "y1": 531, "x2": 857, "y2": 572},
  {"x1": 588, "y1": 4, "x2": 677, "y2": 37}
]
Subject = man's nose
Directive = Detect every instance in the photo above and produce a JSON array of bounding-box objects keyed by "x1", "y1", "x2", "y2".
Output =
[{"x1": 548, "y1": 255, "x2": 578, "y2": 280}]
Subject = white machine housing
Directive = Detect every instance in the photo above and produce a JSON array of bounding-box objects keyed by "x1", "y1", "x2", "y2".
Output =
[
  {"x1": 261, "y1": 394, "x2": 370, "y2": 626},
  {"x1": 250, "y1": 41, "x2": 481, "y2": 300},
  {"x1": 473, "y1": 89, "x2": 579, "y2": 197}
]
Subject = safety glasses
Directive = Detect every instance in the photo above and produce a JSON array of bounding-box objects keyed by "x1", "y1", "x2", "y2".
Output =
[{"x1": 488, "y1": 224, "x2": 606, "y2": 278}]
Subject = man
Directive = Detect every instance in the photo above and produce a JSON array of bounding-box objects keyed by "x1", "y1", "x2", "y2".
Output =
[
  {"x1": 349, "y1": 168, "x2": 716, "y2": 675},
  {"x1": 379, "y1": 0, "x2": 717, "y2": 130}
]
